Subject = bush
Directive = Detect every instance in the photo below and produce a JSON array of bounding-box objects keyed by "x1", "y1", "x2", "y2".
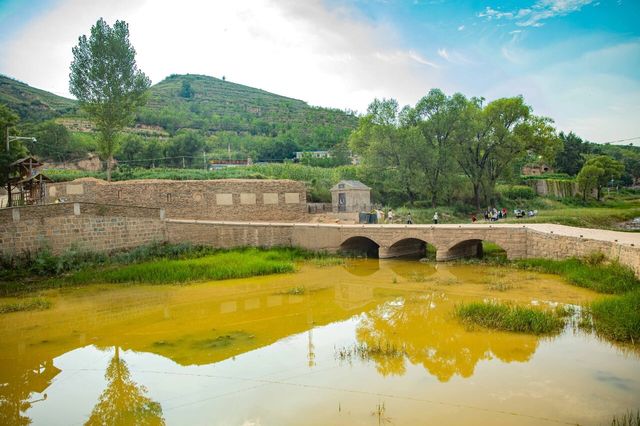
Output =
[{"x1": 498, "y1": 185, "x2": 536, "y2": 200}]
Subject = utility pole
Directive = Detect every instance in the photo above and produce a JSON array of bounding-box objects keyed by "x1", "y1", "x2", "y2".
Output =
[{"x1": 5, "y1": 127, "x2": 10, "y2": 208}]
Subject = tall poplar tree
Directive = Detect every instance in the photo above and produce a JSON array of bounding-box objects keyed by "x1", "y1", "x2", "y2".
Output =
[{"x1": 69, "y1": 18, "x2": 150, "y2": 181}]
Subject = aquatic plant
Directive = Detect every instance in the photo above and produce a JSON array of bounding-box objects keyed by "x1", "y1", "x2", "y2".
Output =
[
  {"x1": 0, "y1": 297, "x2": 52, "y2": 314},
  {"x1": 588, "y1": 291, "x2": 640, "y2": 343},
  {"x1": 515, "y1": 258, "x2": 639, "y2": 294},
  {"x1": 610, "y1": 409, "x2": 640, "y2": 426},
  {"x1": 68, "y1": 248, "x2": 297, "y2": 284},
  {"x1": 486, "y1": 282, "x2": 514, "y2": 292},
  {"x1": 455, "y1": 302, "x2": 565, "y2": 335}
]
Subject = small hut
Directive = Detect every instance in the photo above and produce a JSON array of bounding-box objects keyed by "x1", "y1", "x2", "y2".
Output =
[
  {"x1": 330, "y1": 180, "x2": 371, "y2": 213},
  {"x1": 6, "y1": 157, "x2": 52, "y2": 206}
]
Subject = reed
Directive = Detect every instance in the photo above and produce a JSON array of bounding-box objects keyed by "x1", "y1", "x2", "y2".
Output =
[
  {"x1": 68, "y1": 248, "x2": 297, "y2": 284},
  {"x1": 455, "y1": 302, "x2": 565, "y2": 335},
  {"x1": 0, "y1": 297, "x2": 52, "y2": 314},
  {"x1": 515, "y1": 258, "x2": 639, "y2": 294},
  {"x1": 589, "y1": 291, "x2": 640, "y2": 343}
]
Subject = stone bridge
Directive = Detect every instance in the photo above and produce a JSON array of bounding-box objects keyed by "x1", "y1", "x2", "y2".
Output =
[{"x1": 166, "y1": 220, "x2": 640, "y2": 275}]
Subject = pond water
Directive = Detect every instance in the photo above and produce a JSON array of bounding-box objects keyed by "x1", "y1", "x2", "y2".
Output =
[{"x1": 1, "y1": 260, "x2": 639, "y2": 425}]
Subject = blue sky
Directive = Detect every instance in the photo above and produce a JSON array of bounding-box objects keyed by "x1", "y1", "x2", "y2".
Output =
[{"x1": 0, "y1": 0, "x2": 638, "y2": 143}]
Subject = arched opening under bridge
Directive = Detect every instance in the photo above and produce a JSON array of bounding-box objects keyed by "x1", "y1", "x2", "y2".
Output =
[
  {"x1": 339, "y1": 236, "x2": 380, "y2": 258},
  {"x1": 439, "y1": 239, "x2": 507, "y2": 261},
  {"x1": 382, "y1": 238, "x2": 436, "y2": 260}
]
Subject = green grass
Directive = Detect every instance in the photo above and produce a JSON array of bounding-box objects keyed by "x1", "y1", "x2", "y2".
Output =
[
  {"x1": 588, "y1": 291, "x2": 640, "y2": 343},
  {"x1": 455, "y1": 302, "x2": 566, "y2": 335},
  {"x1": 1, "y1": 244, "x2": 341, "y2": 294},
  {"x1": 515, "y1": 258, "x2": 640, "y2": 294},
  {"x1": 0, "y1": 297, "x2": 52, "y2": 314}
]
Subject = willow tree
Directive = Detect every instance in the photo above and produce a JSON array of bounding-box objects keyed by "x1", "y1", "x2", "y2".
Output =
[{"x1": 69, "y1": 18, "x2": 150, "y2": 181}]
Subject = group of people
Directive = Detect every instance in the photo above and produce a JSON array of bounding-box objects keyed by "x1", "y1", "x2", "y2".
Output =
[
  {"x1": 479, "y1": 207, "x2": 508, "y2": 222},
  {"x1": 371, "y1": 209, "x2": 414, "y2": 224}
]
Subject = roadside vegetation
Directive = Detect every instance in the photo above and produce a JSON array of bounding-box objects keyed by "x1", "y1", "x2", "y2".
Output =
[{"x1": 0, "y1": 243, "x2": 339, "y2": 295}]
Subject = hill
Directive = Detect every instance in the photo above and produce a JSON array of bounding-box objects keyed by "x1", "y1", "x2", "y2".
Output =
[
  {"x1": 1, "y1": 74, "x2": 359, "y2": 163},
  {"x1": 137, "y1": 74, "x2": 358, "y2": 150},
  {"x1": 0, "y1": 74, "x2": 76, "y2": 122}
]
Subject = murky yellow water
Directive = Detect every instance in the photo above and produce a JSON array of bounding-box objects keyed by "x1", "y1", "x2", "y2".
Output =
[{"x1": 1, "y1": 260, "x2": 638, "y2": 425}]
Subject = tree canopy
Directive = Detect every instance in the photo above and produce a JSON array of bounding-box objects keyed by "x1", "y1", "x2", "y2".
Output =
[{"x1": 69, "y1": 18, "x2": 150, "y2": 180}]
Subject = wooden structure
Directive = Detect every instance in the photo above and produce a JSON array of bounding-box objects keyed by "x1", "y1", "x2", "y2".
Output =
[{"x1": 6, "y1": 157, "x2": 52, "y2": 206}]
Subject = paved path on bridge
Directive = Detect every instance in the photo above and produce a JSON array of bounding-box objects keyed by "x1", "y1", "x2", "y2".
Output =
[{"x1": 169, "y1": 219, "x2": 640, "y2": 247}]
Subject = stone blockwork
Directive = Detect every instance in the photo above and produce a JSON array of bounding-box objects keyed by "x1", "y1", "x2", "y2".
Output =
[
  {"x1": 527, "y1": 229, "x2": 640, "y2": 277},
  {"x1": 166, "y1": 221, "x2": 640, "y2": 277},
  {"x1": 0, "y1": 203, "x2": 166, "y2": 256},
  {"x1": 47, "y1": 178, "x2": 307, "y2": 222}
]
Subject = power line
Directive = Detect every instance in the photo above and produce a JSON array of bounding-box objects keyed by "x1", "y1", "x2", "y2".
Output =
[{"x1": 593, "y1": 136, "x2": 640, "y2": 144}]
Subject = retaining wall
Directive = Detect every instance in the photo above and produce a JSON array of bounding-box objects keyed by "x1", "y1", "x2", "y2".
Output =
[
  {"x1": 0, "y1": 203, "x2": 166, "y2": 256},
  {"x1": 47, "y1": 178, "x2": 307, "y2": 222}
]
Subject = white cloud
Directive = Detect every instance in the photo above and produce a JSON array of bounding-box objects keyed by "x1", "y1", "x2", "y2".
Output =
[
  {"x1": 483, "y1": 40, "x2": 640, "y2": 142},
  {"x1": 0, "y1": 0, "x2": 443, "y2": 112},
  {"x1": 457, "y1": 25, "x2": 465, "y2": 31},
  {"x1": 479, "y1": 0, "x2": 595, "y2": 27}
]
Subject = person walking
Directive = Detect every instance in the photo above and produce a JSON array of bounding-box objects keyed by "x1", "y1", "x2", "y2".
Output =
[
  {"x1": 407, "y1": 212, "x2": 413, "y2": 224},
  {"x1": 387, "y1": 209, "x2": 394, "y2": 223},
  {"x1": 433, "y1": 211, "x2": 439, "y2": 224}
]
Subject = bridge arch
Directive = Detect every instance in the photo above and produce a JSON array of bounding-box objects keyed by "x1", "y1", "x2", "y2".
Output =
[
  {"x1": 438, "y1": 239, "x2": 508, "y2": 261},
  {"x1": 381, "y1": 237, "x2": 436, "y2": 260},
  {"x1": 339, "y1": 236, "x2": 380, "y2": 258}
]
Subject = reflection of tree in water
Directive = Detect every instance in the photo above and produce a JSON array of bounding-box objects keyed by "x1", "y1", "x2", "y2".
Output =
[
  {"x1": 0, "y1": 358, "x2": 59, "y2": 426},
  {"x1": 86, "y1": 347, "x2": 165, "y2": 426},
  {"x1": 356, "y1": 293, "x2": 540, "y2": 381}
]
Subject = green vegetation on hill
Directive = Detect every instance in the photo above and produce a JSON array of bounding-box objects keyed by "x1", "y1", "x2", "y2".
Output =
[
  {"x1": 140, "y1": 74, "x2": 357, "y2": 144},
  {"x1": 2, "y1": 73, "x2": 358, "y2": 165},
  {"x1": 0, "y1": 75, "x2": 76, "y2": 122}
]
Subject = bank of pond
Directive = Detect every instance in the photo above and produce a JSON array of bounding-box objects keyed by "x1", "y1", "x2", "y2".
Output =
[{"x1": 1, "y1": 242, "x2": 639, "y2": 346}]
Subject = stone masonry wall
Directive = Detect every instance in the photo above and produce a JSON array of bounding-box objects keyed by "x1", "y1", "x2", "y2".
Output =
[
  {"x1": 47, "y1": 178, "x2": 307, "y2": 222},
  {"x1": 526, "y1": 230, "x2": 640, "y2": 277},
  {"x1": 0, "y1": 203, "x2": 166, "y2": 257}
]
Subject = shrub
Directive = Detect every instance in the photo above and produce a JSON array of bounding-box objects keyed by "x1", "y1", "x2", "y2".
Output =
[{"x1": 498, "y1": 185, "x2": 536, "y2": 200}]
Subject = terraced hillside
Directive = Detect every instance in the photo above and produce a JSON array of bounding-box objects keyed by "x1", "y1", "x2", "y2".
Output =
[{"x1": 0, "y1": 74, "x2": 76, "y2": 121}]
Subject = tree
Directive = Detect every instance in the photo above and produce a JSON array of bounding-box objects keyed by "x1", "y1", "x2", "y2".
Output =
[
  {"x1": 69, "y1": 18, "x2": 150, "y2": 181},
  {"x1": 349, "y1": 98, "x2": 423, "y2": 205},
  {"x1": 579, "y1": 155, "x2": 625, "y2": 200},
  {"x1": 411, "y1": 89, "x2": 467, "y2": 207},
  {"x1": 576, "y1": 164, "x2": 602, "y2": 200},
  {"x1": 30, "y1": 121, "x2": 72, "y2": 161},
  {"x1": 555, "y1": 132, "x2": 590, "y2": 176},
  {"x1": 0, "y1": 105, "x2": 26, "y2": 207},
  {"x1": 454, "y1": 96, "x2": 558, "y2": 210},
  {"x1": 180, "y1": 80, "x2": 193, "y2": 98}
]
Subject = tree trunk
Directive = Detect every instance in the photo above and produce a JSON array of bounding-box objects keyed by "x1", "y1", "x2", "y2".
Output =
[
  {"x1": 106, "y1": 155, "x2": 113, "y2": 182},
  {"x1": 473, "y1": 183, "x2": 481, "y2": 211}
]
